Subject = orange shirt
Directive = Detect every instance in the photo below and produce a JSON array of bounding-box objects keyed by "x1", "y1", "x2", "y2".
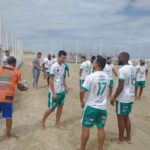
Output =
[{"x1": 0, "y1": 65, "x2": 21, "y2": 103}]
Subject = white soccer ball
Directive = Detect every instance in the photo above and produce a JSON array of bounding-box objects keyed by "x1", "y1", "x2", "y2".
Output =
[{"x1": 22, "y1": 80, "x2": 30, "y2": 89}]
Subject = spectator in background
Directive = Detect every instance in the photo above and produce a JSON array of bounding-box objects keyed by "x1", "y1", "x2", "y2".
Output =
[
  {"x1": 42, "y1": 54, "x2": 53, "y2": 85},
  {"x1": 52, "y1": 55, "x2": 57, "y2": 64},
  {"x1": 135, "y1": 59, "x2": 148, "y2": 100},
  {"x1": 104, "y1": 57, "x2": 118, "y2": 97},
  {"x1": 2, "y1": 50, "x2": 10, "y2": 66},
  {"x1": 90, "y1": 56, "x2": 96, "y2": 73},
  {"x1": 32, "y1": 52, "x2": 42, "y2": 89},
  {"x1": 79, "y1": 56, "x2": 91, "y2": 88}
]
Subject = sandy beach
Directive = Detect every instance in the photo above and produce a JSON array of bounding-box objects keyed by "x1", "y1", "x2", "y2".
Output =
[{"x1": 0, "y1": 54, "x2": 150, "y2": 150}]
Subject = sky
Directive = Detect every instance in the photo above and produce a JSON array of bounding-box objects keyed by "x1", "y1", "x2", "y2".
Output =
[{"x1": 0, "y1": 0, "x2": 150, "y2": 58}]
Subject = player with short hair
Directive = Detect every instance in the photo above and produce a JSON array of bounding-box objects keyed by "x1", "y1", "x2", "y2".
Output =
[
  {"x1": 110, "y1": 52, "x2": 136, "y2": 144},
  {"x1": 32, "y1": 52, "x2": 42, "y2": 89},
  {"x1": 2, "y1": 50, "x2": 10, "y2": 66},
  {"x1": 135, "y1": 59, "x2": 148, "y2": 100},
  {"x1": 41, "y1": 50, "x2": 67, "y2": 129},
  {"x1": 80, "y1": 56, "x2": 91, "y2": 87},
  {"x1": 77, "y1": 55, "x2": 109, "y2": 150},
  {"x1": 104, "y1": 57, "x2": 118, "y2": 97},
  {"x1": 0, "y1": 56, "x2": 27, "y2": 139},
  {"x1": 42, "y1": 54, "x2": 53, "y2": 85}
]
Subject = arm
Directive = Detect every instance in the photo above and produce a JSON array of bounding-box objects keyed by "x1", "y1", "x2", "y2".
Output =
[
  {"x1": 110, "y1": 80, "x2": 124, "y2": 106},
  {"x1": 63, "y1": 79, "x2": 68, "y2": 93},
  {"x1": 80, "y1": 69, "x2": 83, "y2": 77},
  {"x1": 17, "y1": 83, "x2": 28, "y2": 91},
  {"x1": 113, "y1": 69, "x2": 118, "y2": 77},
  {"x1": 49, "y1": 77, "x2": 57, "y2": 99},
  {"x1": 80, "y1": 89, "x2": 86, "y2": 108},
  {"x1": 146, "y1": 69, "x2": 148, "y2": 78},
  {"x1": 67, "y1": 69, "x2": 70, "y2": 77}
]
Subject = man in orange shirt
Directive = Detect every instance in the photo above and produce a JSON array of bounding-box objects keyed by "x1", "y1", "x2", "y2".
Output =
[{"x1": 0, "y1": 56, "x2": 27, "y2": 139}]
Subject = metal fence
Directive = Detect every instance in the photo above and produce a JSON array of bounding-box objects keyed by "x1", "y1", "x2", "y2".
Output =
[{"x1": 0, "y1": 18, "x2": 24, "y2": 67}]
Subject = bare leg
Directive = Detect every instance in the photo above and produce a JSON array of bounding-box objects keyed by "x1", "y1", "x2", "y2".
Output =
[
  {"x1": 41, "y1": 109, "x2": 54, "y2": 130},
  {"x1": 55, "y1": 105, "x2": 63, "y2": 128},
  {"x1": 125, "y1": 115, "x2": 132, "y2": 144},
  {"x1": 138, "y1": 88, "x2": 143, "y2": 99},
  {"x1": 97, "y1": 127, "x2": 105, "y2": 150},
  {"x1": 32, "y1": 79, "x2": 35, "y2": 88},
  {"x1": 135, "y1": 87, "x2": 138, "y2": 100},
  {"x1": 47, "y1": 77, "x2": 49, "y2": 85},
  {"x1": 77, "y1": 127, "x2": 90, "y2": 150},
  {"x1": 111, "y1": 115, "x2": 125, "y2": 144},
  {"x1": 6, "y1": 119, "x2": 12, "y2": 139},
  {"x1": 118, "y1": 115, "x2": 125, "y2": 142},
  {"x1": 109, "y1": 88, "x2": 113, "y2": 98}
]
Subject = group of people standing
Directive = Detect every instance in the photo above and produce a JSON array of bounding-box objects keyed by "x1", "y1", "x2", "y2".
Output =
[
  {"x1": 78, "y1": 53, "x2": 148, "y2": 150},
  {"x1": 0, "y1": 50, "x2": 148, "y2": 150}
]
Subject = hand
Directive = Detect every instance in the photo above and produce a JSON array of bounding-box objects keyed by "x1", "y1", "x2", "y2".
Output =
[
  {"x1": 20, "y1": 86, "x2": 28, "y2": 91},
  {"x1": 65, "y1": 88, "x2": 68, "y2": 94},
  {"x1": 81, "y1": 102, "x2": 85, "y2": 108},
  {"x1": 52, "y1": 93, "x2": 57, "y2": 99},
  {"x1": 110, "y1": 97, "x2": 116, "y2": 106}
]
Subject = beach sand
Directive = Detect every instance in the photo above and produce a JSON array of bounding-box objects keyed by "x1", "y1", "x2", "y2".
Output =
[{"x1": 0, "y1": 54, "x2": 150, "y2": 150}]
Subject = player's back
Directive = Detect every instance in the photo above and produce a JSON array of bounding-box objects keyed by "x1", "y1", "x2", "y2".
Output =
[
  {"x1": 83, "y1": 71, "x2": 109, "y2": 110},
  {"x1": 117, "y1": 65, "x2": 136, "y2": 103},
  {"x1": 0, "y1": 66, "x2": 21, "y2": 102}
]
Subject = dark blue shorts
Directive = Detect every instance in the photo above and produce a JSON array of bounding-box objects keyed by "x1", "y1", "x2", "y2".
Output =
[{"x1": 0, "y1": 102, "x2": 13, "y2": 119}]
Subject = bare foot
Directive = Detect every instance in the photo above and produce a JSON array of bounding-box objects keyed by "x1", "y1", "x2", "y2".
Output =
[
  {"x1": 40, "y1": 120, "x2": 46, "y2": 130},
  {"x1": 124, "y1": 137, "x2": 132, "y2": 144},
  {"x1": 55, "y1": 124, "x2": 61, "y2": 129},
  {"x1": 111, "y1": 138, "x2": 124, "y2": 144},
  {"x1": 126, "y1": 140, "x2": 132, "y2": 144},
  {"x1": 4, "y1": 134, "x2": 12, "y2": 140}
]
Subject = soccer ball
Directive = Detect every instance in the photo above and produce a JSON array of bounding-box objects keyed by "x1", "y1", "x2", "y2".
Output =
[{"x1": 21, "y1": 80, "x2": 30, "y2": 89}]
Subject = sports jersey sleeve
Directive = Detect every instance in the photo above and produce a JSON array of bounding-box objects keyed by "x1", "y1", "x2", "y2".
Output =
[
  {"x1": 145, "y1": 65, "x2": 148, "y2": 70},
  {"x1": 80, "y1": 63, "x2": 84, "y2": 70},
  {"x1": 2, "y1": 56, "x2": 6, "y2": 62},
  {"x1": 118, "y1": 68, "x2": 125, "y2": 81},
  {"x1": 49, "y1": 65, "x2": 55, "y2": 77},
  {"x1": 66, "y1": 64, "x2": 69, "y2": 71},
  {"x1": 112, "y1": 64, "x2": 115, "y2": 70},
  {"x1": 81, "y1": 75, "x2": 91, "y2": 92},
  {"x1": 15, "y1": 70, "x2": 21, "y2": 84}
]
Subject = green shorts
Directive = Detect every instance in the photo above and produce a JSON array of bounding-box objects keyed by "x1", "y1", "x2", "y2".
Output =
[
  {"x1": 80, "y1": 80, "x2": 85, "y2": 88},
  {"x1": 48, "y1": 91, "x2": 66, "y2": 110},
  {"x1": 109, "y1": 80, "x2": 114, "y2": 89},
  {"x1": 136, "y1": 81, "x2": 146, "y2": 89},
  {"x1": 116, "y1": 101, "x2": 133, "y2": 116},
  {"x1": 81, "y1": 106, "x2": 107, "y2": 128}
]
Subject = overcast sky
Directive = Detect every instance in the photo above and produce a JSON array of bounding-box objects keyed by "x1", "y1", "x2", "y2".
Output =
[{"x1": 0, "y1": 0, "x2": 150, "y2": 58}]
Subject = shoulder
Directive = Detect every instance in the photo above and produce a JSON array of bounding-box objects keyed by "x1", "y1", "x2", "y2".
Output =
[
  {"x1": 14, "y1": 68, "x2": 21, "y2": 76},
  {"x1": 51, "y1": 62, "x2": 57, "y2": 68},
  {"x1": 80, "y1": 62, "x2": 85, "y2": 68},
  {"x1": 85, "y1": 73, "x2": 93, "y2": 80},
  {"x1": 145, "y1": 64, "x2": 148, "y2": 69},
  {"x1": 111, "y1": 64, "x2": 114, "y2": 68}
]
